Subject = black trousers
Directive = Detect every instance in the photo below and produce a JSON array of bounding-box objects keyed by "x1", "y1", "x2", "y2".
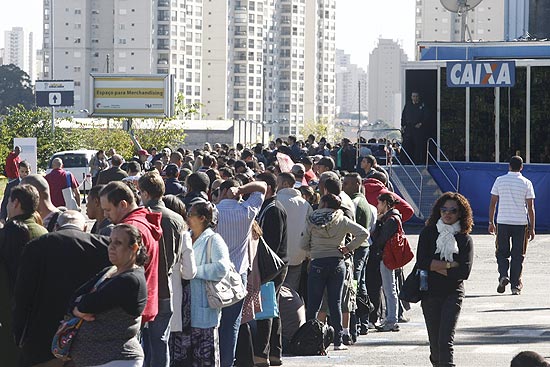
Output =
[
  {"x1": 496, "y1": 224, "x2": 528, "y2": 289},
  {"x1": 421, "y1": 293, "x2": 463, "y2": 367},
  {"x1": 366, "y1": 253, "x2": 382, "y2": 324},
  {"x1": 254, "y1": 266, "x2": 288, "y2": 362}
]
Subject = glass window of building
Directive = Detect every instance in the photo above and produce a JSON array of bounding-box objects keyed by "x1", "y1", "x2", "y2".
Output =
[
  {"x1": 440, "y1": 69, "x2": 466, "y2": 161},
  {"x1": 499, "y1": 68, "x2": 526, "y2": 162},
  {"x1": 531, "y1": 67, "x2": 550, "y2": 163}
]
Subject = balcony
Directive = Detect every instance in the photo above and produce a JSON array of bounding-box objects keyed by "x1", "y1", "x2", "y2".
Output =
[{"x1": 158, "y1": 0, "x2": 169, "y2": 7}]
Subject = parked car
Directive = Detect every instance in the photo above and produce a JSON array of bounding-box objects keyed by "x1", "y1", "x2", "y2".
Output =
[{"x1": 46, "y1": 150, "x2": 97, "y2": 189}]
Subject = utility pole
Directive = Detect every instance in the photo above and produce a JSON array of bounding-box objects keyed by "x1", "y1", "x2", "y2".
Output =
[
  {"x1": 50, "y1": 0, "x2": 55, "y2": 135},
  {"x1": 358, "y1": 81, "x2": 361, "y2": 131}
]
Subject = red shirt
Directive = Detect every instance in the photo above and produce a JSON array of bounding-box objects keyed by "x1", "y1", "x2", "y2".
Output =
[
  {"x1": 5, "y1": 152, "x2": 21, "y2": 180},
  {"x1": 122, "y1": 207, "x2": 163, "y2": 323},
  {"x1": 45, "y1": 168, "x2": 79, "y2": 207}
]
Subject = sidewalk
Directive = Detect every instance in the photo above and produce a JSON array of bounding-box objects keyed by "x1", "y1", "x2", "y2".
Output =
[{"x1": 283, "y1": 233, "x2": 550, "y2": 366}]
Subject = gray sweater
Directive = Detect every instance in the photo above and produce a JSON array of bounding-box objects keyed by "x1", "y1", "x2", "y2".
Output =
[{"x1": 300, "y1": 208, "x2": 369, "y2": 259}]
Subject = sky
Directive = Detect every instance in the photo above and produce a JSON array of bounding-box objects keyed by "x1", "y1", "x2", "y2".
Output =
[{"x1": 0, "y1": 0, "x2": 416, "y2": 71}]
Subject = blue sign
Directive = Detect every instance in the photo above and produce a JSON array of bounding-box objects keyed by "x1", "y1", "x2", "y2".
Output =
[{"x1": 446, "y1": 61, "x2": 516, "y2": 88}]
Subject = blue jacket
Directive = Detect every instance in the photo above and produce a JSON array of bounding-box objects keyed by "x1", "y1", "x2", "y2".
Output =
[{"x1": 190, "y1": 228, "x2": 231, "y2": 328}]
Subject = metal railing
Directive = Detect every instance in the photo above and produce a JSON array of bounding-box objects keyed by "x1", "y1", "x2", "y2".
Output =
[
  {"x1": 425, "y1": 138, "x2": 460, "y2": 192},
  {"x1": 392, "y1": 142, "x2": 424, "y2": 213}
]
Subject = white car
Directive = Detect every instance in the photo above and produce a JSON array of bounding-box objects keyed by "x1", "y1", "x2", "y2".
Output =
[{"x1": 46, "y1": 150, "x2": 97, "y2": 189}]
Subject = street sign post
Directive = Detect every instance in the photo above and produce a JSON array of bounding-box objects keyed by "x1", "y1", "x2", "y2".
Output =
[
  {"x1": 35, "y1": 80, "x2": 75, "y2": 135},
  {"x1": 35, "y1": 80, "x2": 75, "y2": 107}
]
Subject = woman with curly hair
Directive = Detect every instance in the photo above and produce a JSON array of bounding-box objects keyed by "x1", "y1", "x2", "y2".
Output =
[{"x1": 417, "y1": 192, "x2": 474, "y2": 367}]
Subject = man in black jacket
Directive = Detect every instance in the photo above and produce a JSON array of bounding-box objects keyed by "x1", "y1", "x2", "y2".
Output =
[
  {"x1": 97, "y1": 154, "x2": 128, "y2": 185},
  {"x1": 13, "y1": 210, "x2": 110, "y2": 367},
  {"x1": 179, "y1": 172, "x2": 209, "y2": 210},
  {"x1": 255, "y1": 172, "x2": 288, "y2": 367}
]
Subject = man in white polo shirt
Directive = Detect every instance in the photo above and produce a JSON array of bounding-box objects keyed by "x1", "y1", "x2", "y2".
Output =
[{"x1": 488, "y1": 156, "x2": 535, "y2": 295}]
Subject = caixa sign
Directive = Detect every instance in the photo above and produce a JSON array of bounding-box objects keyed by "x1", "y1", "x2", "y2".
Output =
[{"x1": 446, "y1": 61, "x2": 515, "y2": 88}]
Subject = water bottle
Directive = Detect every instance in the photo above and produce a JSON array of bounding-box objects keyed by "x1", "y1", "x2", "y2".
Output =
[{"x1": 418, "y1": 269, "x2": 429, "y2": 291}]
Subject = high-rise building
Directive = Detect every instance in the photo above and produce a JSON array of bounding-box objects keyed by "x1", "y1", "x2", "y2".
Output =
[
  {"x1": 4, "y1": 27, "x2": 26, "y2": 71},
  {"x1": 368, "y1": 39, "x2": 408, "y2": 128},
  {"x1": 264, "y1": 0, "x2": 336, "y2": 137},
  {"x1": 335, "y1": 49, "x2": 367, "y2": 117},
  {"x1": 43, "y1": 0, "x2": 336, "y2": 132}
]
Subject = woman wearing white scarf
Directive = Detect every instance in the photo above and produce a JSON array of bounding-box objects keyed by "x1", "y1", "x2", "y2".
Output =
[{"x1": 416, "y1": 193, "x2": 474, "y2": 367}]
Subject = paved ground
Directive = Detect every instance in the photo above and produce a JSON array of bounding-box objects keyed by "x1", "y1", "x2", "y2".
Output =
[{"x1": 282, "y1": 232, "x2": 550, "y2": 366}]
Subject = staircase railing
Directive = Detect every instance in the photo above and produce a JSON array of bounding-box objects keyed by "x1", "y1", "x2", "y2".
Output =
[
  {"x1": 390, "y1": 143, "x2": 424, "y2": 215},
  {"x1": 425, "y1": 138, "x2": 460, "y2": 192}
]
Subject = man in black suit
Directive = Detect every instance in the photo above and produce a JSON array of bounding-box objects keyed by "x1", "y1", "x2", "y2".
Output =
[
  {"x1": 96, "y1": 154, "x2": 128, "y2": 185},
  {"x1": 13, "y1": 210, "x2": 110, "y2": 367}
]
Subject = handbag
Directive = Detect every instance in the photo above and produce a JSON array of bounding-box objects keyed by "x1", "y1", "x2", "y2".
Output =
[
  {"x1": 205, "y1": 235, "x2": 247, "y2": 309},
  {"x1": 382, "y1": 217, "x2": 414, "y2": 270},
  {"x1": 51, "y1": 268, "x2": 113, "y2": 360},
  {"x1": 398, "y1": 266, "x2": 422, "y2": 304},
  {"x1": 257, "y1": 236, "x2": 286, "y2": 284},
  {"x1": 255, "y1": 281, "x2": 279, "y2": 320},
  {"x1": 61, "y1": 172, "x2": 79, "y2": 210}
]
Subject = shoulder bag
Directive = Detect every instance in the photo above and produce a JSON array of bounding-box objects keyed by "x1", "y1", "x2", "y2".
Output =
[
  {"x1": 51, "y1": 267, "x2": 113, "y2": 360},
  {"x1": 205, "y1": 235, "x2": 247, "y2": 309},
  {"x1": 398, "y1": 266, "x2": 422, "y2": 304},
  {"x1": 382, "y1": 216, "x2": 414, "y2": 270}
]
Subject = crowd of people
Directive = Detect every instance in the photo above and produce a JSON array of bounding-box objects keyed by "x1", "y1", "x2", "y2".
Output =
[{"x1": 0, "y1": 136, "x2": 539, "y2": 367}]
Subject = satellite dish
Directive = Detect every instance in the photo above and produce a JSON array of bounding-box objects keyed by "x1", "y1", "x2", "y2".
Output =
[
  {"x1": 440, "y1": 0, "x2": 483, "y2": 14},
  {"x1": 440, "y1": 0, "x2": 484, "y2": 42}
]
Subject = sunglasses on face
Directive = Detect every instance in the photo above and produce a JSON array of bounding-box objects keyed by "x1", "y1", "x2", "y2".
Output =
[{"x1": 440, "y1": 207, "x2": 459, "y2": 214}]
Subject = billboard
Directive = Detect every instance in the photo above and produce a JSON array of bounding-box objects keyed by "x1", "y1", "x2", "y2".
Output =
[
  {"x1": 90, "y1": 74, "x2": 174, "y2": 118},
  {"x1": 446, "y1": 61, "x2": 515, "y2": 88}
]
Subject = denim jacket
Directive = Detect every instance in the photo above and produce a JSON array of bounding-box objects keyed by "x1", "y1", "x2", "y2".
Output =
[{"x1": 190, "y1": 228, "x2": 231, "y2": 328}]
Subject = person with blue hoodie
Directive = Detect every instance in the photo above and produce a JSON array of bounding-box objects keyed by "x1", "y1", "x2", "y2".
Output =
[{"x1": 300, "y1": 194, "x2": 369, "y2": 351}]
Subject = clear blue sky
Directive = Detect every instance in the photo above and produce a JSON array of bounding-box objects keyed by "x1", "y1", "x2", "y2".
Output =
[{"x1": 0, "y1": 0, "x2": 416, "y2": 70}]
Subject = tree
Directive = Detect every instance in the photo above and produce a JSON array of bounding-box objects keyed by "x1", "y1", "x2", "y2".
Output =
[
  {"x1": 301, "y1": 117, "x2": 343, "y2": 143},
  {"x1": 0, "y1": 64, "x2": 34, "y2": 115},
  {"x1": 0, "y1": 105, "x2": 81, "y2": 172}
]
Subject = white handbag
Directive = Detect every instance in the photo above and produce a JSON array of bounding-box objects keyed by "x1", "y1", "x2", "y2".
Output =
[
  {"x1": 61, "y1": 172, "x2": 79, "y2": 210},
  {"x1": 205, "y1": 235, "x2": 247, "y2": 309}
]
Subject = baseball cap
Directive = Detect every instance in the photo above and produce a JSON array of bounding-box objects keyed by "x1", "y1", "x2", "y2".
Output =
[{"x1": 138, "y1": 149, "x2": 150, "y2": 156}]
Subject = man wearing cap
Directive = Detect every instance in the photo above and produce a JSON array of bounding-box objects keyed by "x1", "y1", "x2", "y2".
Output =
[
  {"x1": 133, "y1": 149, "x2": 151, "y2": 172},
  {"x1": 291, "y1": 164, "x2": 308, "y2": 188}
]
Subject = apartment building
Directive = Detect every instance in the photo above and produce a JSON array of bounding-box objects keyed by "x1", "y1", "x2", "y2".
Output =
[
  {"x1": 4, "y1": 27, "x2": 26, "y2": 71},
  {"x1": 335, "y1": 49, "x2": 367, "y2": 117},
  {"x1": 368, "y1": 39, "x2": 408, "y2": 128},
  {"x1": 43, "y1": 0, "x2": 336, "y2": 132}
]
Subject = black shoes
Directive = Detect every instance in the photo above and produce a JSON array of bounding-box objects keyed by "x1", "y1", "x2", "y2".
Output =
[
  {"x1": 497, "y1": 276, "x2": 510, "y2": 294},
  {"x1": 342, "y1": 334, "x2": 355, "y2": 346}
]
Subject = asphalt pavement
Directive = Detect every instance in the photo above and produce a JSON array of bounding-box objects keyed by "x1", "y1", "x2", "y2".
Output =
[{"x1": 282, "y1": 233, "x2": 550, "y2": 366}]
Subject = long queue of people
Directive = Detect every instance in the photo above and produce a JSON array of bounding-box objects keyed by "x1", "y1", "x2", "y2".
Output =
[{"x1": 1, "y1": 136, "x2": 476, "y2": 367}]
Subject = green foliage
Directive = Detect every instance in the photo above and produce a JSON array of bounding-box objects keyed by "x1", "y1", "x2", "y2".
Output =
[
  {"x1": 0, "y1": 105, "x2": 81, "y2": 171},
  {"x1": 0, "y1": 94, "x2": 198, "y2": 171},
  {"x1": 301, "y1": 117, "x2": 343, "y2": 143},
  {"x1": 0, "y1": 64, "x2": 34, "y2": 114}
]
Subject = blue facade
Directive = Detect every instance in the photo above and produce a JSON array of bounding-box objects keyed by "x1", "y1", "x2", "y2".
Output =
[
  {"x1": 420, "y1": 42, "x2": 550, "y2": 61},
  {"x1": 429, "y1": 163, "x2": 550, "y2": 231}
]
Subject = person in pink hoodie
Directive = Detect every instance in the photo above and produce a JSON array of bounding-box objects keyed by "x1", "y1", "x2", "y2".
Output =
[
  {"x1": 363, "y1": 171, "x2": 414, "y2": 222},
  {"x1": 99, "y1": 181, "x2": 163, "y2": 324}
]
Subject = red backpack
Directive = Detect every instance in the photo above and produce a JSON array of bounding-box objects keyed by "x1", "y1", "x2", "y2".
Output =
[{"x1": 383, "y1": 216, "x2": 414, "y2": 270}]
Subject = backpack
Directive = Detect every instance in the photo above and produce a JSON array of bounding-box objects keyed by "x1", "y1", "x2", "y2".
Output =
[
  {"x1": 382, "y1": 216, "x2": 414, "y2": 270},
  {"x1": 289, "y1": 319, "x2": 334, "y2": 356}
]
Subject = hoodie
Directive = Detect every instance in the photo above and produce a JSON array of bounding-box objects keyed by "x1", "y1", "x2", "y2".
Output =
[
  {"x1": 122, "y1": 207, "x2": 163, "y2": 323},
  {"x1": 300, "y1": 208, "x2": 369, "y2": 260},
  {"x1": 363, "y1": 178, "x2": 414, "y2": 222}
]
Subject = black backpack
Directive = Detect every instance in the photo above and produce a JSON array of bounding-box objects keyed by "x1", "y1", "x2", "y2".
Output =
[{"x1": 289, "y1": 319, "x2": 334, "y2": 356}]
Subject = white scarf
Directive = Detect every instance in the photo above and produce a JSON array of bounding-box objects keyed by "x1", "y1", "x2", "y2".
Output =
[{"x1": 435, "y1": 219, "x2": 461, "y2": 261}]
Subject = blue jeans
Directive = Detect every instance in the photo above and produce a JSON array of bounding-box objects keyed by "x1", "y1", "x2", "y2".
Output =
[
  {"x1": 219, "y1": 273, "x2": 247, "y2": 367},
  {"x1": 142, "y1": 298, "x2": 172, "y2": 367},
  {"x1": 306, "y1": 257, "x2": 345, "y2": 346},
  {"x1": 380, "y1": 261, "x2": 398, "y2": 324},
  {"x1": 496, "y1": 224, "x2": 527, "y2": 289}
]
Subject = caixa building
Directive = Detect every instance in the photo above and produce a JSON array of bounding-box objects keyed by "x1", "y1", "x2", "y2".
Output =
[{"x1": 399, "y1": 41, "x2": 550, "y2": 230}]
